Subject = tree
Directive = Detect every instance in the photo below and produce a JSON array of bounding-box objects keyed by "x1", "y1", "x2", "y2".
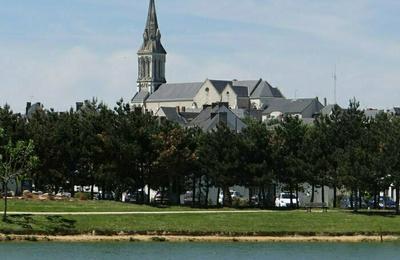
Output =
[
  {"x1": 0, "y1": 135, "x2": 38, "y2": 221},
  {"x1": 275, "y1": 116, "x2": 307, "y2": 208},
  {"x1": 241, "y1": 119, "x2": 275, "y2": 207}
]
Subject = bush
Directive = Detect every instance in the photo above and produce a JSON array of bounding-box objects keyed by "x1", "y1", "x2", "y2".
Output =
[
  {"x1": 74, "y1": 192, "x2": 91, "y2": 201},
  {"x1": 232, "y1": 198, "x2": 249, "y2": 208}
]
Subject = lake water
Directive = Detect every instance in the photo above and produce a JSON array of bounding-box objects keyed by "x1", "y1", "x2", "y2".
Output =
[{"x1": 0, "y1": 242, "x2": 399, "y2": 260}]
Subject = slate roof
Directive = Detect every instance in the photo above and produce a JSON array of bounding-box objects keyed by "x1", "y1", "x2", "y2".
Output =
[
  {"x1": 209, "y1": 80, "x2": 231, "y2": 93},
  {"x1": 132, "y1": 90, "x2": 150, "y2": 103},
  {"x1": 320, "y1": 104, "x2": 337, "y2": 116},
  {"x1": 188, "y1": 103, "x2": 246, "y2": 132},
  {"x1": 263, "y1": 98, "x2": 322, "y2": 116},
  {"x1": 147, "y1": 82, "x2": 203, "y2": 102},
  {"x1": 232, "y1": 80, "x2": 261, "y2": 95},
  {"x1": 232, "y1": 86, "x2": 248, "y2": 97},
  {"x1": 250, "y1": 81, "x2": 283, "y2": 99},
  {"x1": 157, "y1": 107, "x2": 187, "y2": 125}
]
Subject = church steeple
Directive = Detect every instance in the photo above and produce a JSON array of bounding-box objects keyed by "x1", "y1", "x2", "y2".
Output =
[{"x1": 137, "y1": 0, "x2": 166, "y2": 94}]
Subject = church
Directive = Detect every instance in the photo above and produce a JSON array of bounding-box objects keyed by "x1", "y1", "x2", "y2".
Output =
[{"x1": 132, "y1": 0, "x2": 325, "y2": 128}]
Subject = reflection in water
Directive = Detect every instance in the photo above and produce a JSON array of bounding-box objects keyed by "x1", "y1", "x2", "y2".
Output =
[{"x1": 0, "y1": 242, "x2": 397, "y2": 260}]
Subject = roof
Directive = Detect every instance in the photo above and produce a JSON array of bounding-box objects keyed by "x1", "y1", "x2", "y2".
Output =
[
  {"x1": 156, "y1": 107, "x2": 187, "y2": 125},
  {"x1": 147, "y1": 82, "x2": 203, "y2": 102},
  {"x1": 393, "y1": 107, "x2": 400, "y2": 115},
  {"x1": 209, "y1": 80, "x2": 231, "y2": 93},
  {"x1": 232, "y1": 80, "x2": 261, "y2": 95},
  {"x1": 251, "y1": 81, "x2": 284, "y2": 99},
  {"x1": 320, "y1": 104, "x2": 336, "y2": 116},
  {"x1": 188, "y1": 103, "x2": 246, "y2": 132},
  {"x1": 232, "y1": 86, "x2": 248, "y2": 97},
  {"x1": 263, "y1": 98, "x2": 322, "y2": 115},
  {"x1": 132, "y1": 90, "x2": 150, "y2": 103}
]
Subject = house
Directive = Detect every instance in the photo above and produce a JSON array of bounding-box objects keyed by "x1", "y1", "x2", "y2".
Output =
[
  {"x1": 262, "y1": 98, "x2": 324, "y2": 122},
  {"x1": 187, "y1": 103, "x2": 247, "y2": 132}
]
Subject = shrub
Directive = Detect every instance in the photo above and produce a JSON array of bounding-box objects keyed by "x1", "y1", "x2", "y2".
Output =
[{"x1": 74, "y1": 192, "x2": 90, "y2": 201}]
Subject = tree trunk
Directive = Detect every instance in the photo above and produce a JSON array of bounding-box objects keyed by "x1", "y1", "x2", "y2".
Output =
[
  {"x1": 249, "y1": 188, "x2": 253, "y2": 207},
  {"x1": 374, "y1": 187, "x2": 378, "y2": 209},
  {"x1": 311, "y1": 185, "x2": 315, "y2": 203},
  {"x1": 3, "y1": 182, "x2": 8, "y2": 222},
  {"x1": 90, "y1": 184, "x2": 94, "y2": 200},
  {"x1": 147, "y1": 186, "x2": 151, "y2": 205},
  {"x1": 350, "y1": 190, "x2": 354, "y2": 209},
  {"x1": 321, "y1": 185, "x2": 325, "y2": 204},
  {"x1": 333, "y1": 186, "x2": 337, "y2": 208},
  {"x1": 197, "y1": 177, "x2": 202, "y2": 206},
  {"x1": 354, "y1": 189, "x2": 359, "y2": 212},
  {"x1": 289, "y1": 186, "x2": 294, "y2": 209},
  {"x1": 261, "y1": 186, "x2": 266, "y2": 209},
  {"x1": 358, "y1": 190, "x2": 362, "y2": 209},
  {"x1": 296, "y1": 186, "x2": 299, "y2": 209},
  {"x1": 205, "y1": 178, "x2": 209, "y2": 208},
  {"x1": 216, "y1": 187, "x2": 221, "y2": 207},
  {"x1": 192, "y1": 175, "x2": 196, "y2": 207},
  {"x1": 396, "y1": 185, "x2": 399, "y2": 215}
]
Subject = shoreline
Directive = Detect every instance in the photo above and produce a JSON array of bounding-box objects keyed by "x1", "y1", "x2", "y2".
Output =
[{"x1": 0, "y1": 234, "x2": 398, "y2": 243}]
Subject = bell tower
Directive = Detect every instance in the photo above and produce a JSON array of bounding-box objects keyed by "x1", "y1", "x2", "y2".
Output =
[{"x1": 137, "y1": 0, "x2": 166, "y2": 94}]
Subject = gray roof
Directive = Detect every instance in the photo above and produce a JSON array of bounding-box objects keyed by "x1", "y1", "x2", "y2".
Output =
[
  {"x1": 232, "y1": 80, "x2": 261, "y2": 95},
  {"x1": 157, "y1": 107, "x2": 187, "y2": 125},
  {"x1": 147, "y1": 82, "x2": 203, "y2": 102},
  {"x1": 263, "y1": 98, "x2": 323, "y2": 116},
  {"x1": 232, "y1": 86, "x2": 248, "y2": 97},
  {"x1": 209, "y1": 80, "x2": 231, "y2": 93},
  {"x1": 320, "y1": 104, "x2": 336, "y2": 116},
  {"x1": 132, "y1": 90, "x2": 150, "y2": 103},
  {"x1": 188, "y1": 103, "x2": 246, "y2": 132},
  {"x1": 251, "y1": 81, "x2": 283, "y2": 99}
]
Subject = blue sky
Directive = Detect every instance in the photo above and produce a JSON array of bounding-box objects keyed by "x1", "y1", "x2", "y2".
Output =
[{"x1": 0, "y1": 0, "x2": 399, "y2": 112}]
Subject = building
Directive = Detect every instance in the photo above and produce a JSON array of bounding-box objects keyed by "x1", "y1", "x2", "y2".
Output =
[{"x1": 131, "y1": 0, "x2": 286, "y2": 115}]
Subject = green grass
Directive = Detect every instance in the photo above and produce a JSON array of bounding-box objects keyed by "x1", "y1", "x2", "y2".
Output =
[
  {"x1": 1, "y1": 211, "x2": 400, "y2": 236},
  {"x1": 0, "y1": 199, "x2": 232, "y2": 212}
]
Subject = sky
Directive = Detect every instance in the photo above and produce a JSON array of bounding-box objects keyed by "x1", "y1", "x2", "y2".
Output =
[{"x1": 0, "y1": 0, "x2": 399, "y2": 113}]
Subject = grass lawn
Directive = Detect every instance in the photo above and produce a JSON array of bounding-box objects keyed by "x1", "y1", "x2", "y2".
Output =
[
  {"x1": 1, "y1": 211, "x2": 400, "y2": 236},
  {"x1": 0, "y1": 199, "x2": 232, "y2": 212}
]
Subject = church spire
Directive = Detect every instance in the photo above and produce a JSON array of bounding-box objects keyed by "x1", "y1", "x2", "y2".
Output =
[
  {"x1": 146, "y1": 0, "x2": 159, "y2": 34},
  {"x1": 137, "y1": 0, "x2": 167, "y2": 94},
  {"x1": 139, "y1": 0, "x2": 166, "y2": 54}
]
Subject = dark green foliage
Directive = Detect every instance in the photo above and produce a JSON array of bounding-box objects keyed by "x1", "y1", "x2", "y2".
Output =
[{"x1": 1, "y1": 98, "x2": 400, "y2": 211}]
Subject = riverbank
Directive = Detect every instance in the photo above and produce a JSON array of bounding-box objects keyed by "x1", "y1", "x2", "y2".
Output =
[{"x1": 0, "y1": 234, "x2": 399, "y2": 243}]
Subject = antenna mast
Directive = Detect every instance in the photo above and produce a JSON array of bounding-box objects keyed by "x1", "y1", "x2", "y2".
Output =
[{"x1": 333, "y1": 65, "x2": 337, "y2": 104}]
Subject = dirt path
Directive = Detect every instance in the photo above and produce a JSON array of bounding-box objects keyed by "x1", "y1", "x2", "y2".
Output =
[{"x1": 1, "y1": 234, "x2": 398, "y2": 243}]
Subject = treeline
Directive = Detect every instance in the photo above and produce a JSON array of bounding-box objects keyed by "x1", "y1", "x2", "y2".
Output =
[{"x1": 1, "y1": 99, "x2": 400, "y2": 211}]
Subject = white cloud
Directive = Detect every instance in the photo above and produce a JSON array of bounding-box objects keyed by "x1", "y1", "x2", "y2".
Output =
[{"x1": 0, "y1": 45, "x2": 137, "y2": 113}]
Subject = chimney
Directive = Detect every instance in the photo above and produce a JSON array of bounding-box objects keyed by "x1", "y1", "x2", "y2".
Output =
[
  {"x1": 26, "y1": 102, "x2": 32, "y2": 115},
  {"x1": 324, "y1": 98, "x2": 327, "y2": 106}
]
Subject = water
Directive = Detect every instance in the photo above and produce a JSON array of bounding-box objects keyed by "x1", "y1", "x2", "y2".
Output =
[{"x1": 0, "y1": 242, "x2": 399, "y2": 260}]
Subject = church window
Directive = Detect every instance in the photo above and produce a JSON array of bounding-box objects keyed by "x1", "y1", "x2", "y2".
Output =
[{"x1": 205, "y1": 87, "x2": 209, "y2": 93}]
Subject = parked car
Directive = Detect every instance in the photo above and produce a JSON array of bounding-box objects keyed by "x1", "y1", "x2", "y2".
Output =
[
  {"x1": 153, "y1": 191, "x2": 169, "y2": 204},
  {"x1": 275, "y1": 192, "x2": 298, "y2": 208},
  {"x1": 218, "y1": 190, "x2": 243, "y2": 204},
  {"x1": 368, "y1": 197, "x2": 396, "y2": 209},
  {"x1": 183, "y1": 191, "x2": 205, "y2": 205}
]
